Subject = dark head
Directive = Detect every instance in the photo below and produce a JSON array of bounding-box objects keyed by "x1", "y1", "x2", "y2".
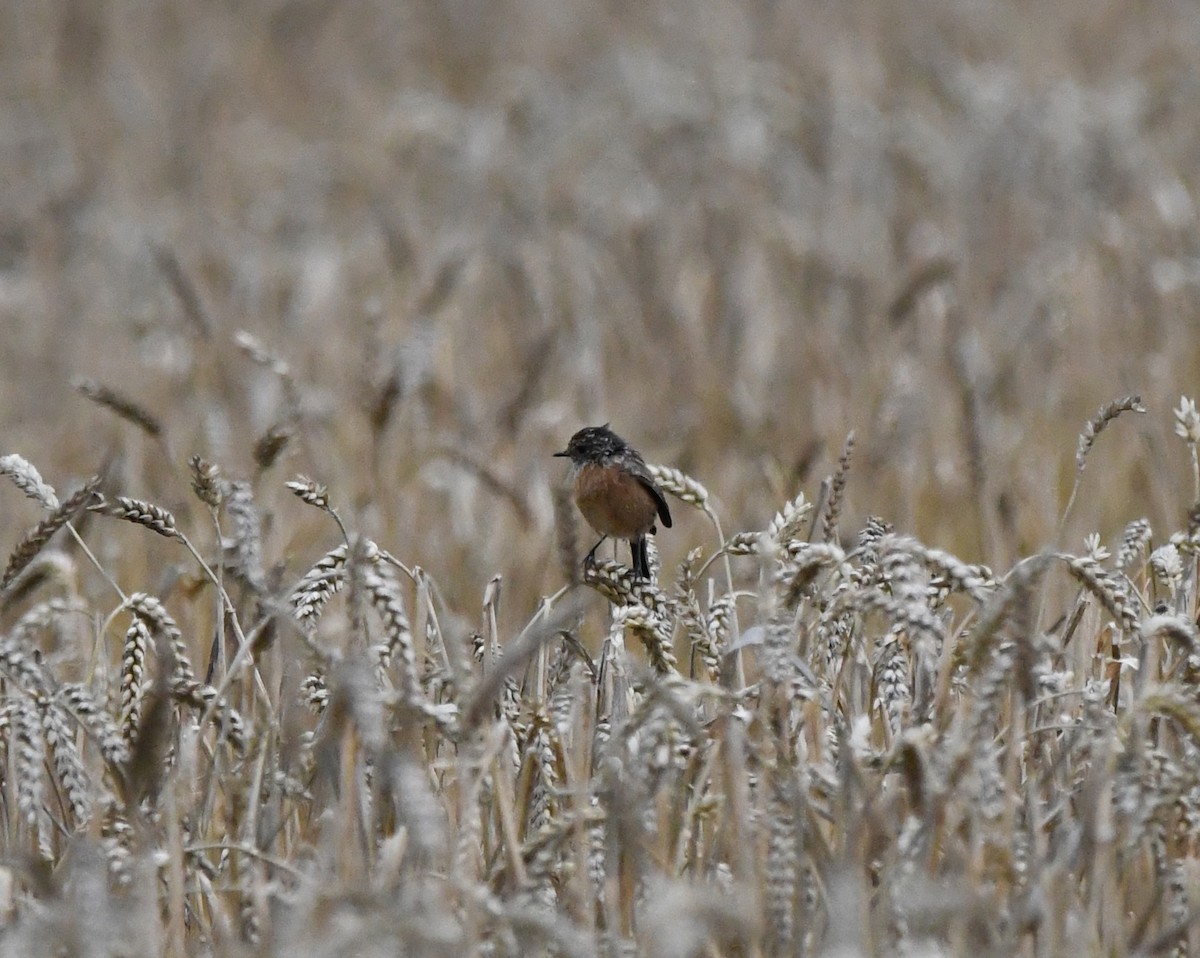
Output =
[{"x1": 554, "y1": 424, "x2": 627, "y2": 464}]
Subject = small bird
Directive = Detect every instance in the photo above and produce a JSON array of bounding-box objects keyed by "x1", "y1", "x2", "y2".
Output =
[{"x1": 554, "y1": 424, "x2": 672, "y2": 579}]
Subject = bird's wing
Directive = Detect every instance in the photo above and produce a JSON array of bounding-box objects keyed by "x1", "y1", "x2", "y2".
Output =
[{"x1": 630, "y1": 459, "x2": 672, "y2": 528}]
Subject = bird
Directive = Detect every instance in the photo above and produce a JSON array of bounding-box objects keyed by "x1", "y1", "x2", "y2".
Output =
[{"x1": 554, "y1": 424, "x2": 672, "y2": 580}]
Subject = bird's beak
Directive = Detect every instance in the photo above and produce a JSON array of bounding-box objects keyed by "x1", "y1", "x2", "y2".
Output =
[{"x1": 553, "y1": 450, "x2": 569, "y2": 458}]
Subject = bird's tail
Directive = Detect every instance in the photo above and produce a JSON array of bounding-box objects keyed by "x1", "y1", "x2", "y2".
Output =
[{"x1": 631, "y1": 536, "x2": 651, "y2": 579}]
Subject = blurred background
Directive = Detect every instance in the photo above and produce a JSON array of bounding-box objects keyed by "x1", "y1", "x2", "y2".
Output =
[{"x1": 2, "y1": 0, "x2": 1199, "y2": 621}]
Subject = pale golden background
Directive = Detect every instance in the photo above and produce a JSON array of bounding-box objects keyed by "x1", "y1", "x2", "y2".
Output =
[{"x1": 3, "y1": 0, "x2": 1199, "y2": 614}]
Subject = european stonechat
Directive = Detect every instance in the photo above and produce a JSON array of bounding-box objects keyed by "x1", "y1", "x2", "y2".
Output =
[{"x1": 554, "y1": 424, "x2": 672, "y2": 580}]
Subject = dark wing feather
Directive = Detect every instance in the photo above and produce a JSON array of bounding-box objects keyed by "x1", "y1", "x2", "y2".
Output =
[{"x1": 629, "y1": 458, "x2": 672, "y2": 528}]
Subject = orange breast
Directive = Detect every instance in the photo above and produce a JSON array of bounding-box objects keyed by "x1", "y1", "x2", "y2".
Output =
[{"x1": 575, "y1": 463, "x2": 659, "y2": 539}]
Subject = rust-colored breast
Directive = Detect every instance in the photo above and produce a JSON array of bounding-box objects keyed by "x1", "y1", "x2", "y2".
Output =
[{"x1": 574, "y1": 463, "x2": 660, "y2": 539}]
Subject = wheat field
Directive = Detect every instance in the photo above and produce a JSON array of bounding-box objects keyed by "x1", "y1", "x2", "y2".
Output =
[{"x1": 2, "y1": 0, "x2": 1200, "y2": 955}]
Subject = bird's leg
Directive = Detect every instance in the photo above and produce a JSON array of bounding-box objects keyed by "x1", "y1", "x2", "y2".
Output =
[
  {"x1": 584, "y1": 535, "x2": 608, "y2": 569},
  {"x1": 631, "y1": 536, "x2": 650, "y2": 579}
]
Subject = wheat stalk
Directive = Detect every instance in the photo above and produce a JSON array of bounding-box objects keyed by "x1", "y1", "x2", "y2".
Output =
[
  {"x1": 1060, "y1": 395, "x2": 1147, "y2": 534},
  {"x1": 1, "y1": 476, "x2": 101, "y2": 591},
  {"x1": 73, "y1": 378, "x2": 165, "y2": 440},
  {"x1": 821, "y1": 431, "x2": 856, "y2": 544},
  {"x1": 90, "y1": 494, "x2": 180, "y2": 539},
  {"x1": 0, "y1": 454, "x2": 59, "y2": 509}
]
